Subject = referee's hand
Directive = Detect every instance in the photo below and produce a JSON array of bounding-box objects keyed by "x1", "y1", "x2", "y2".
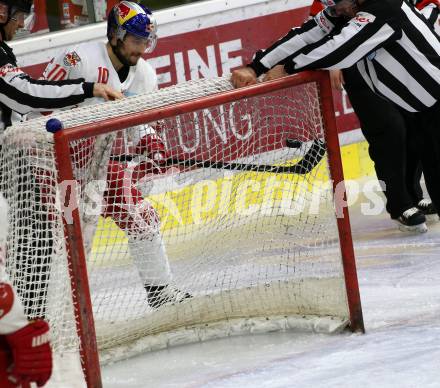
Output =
[
  {"x1": 329, "y1": 69, "x2": 345, "y2": 91},
  {"x1": 93, "y1": 83, "x2": 124, "y2": 101},
  {"x1": 262, "y1": 65, "x2": 288, "y2": 82},
  {"x1": 231, "y1": 67, "x2": 257, "y2": 88}
]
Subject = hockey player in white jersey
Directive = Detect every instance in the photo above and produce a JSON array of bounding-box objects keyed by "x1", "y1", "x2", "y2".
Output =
[
  {"x1": 42, "y1": 1, "x2": 191, "y2": 309},
  {"x1": 0, "y1": 193, "x2": 53, "y2": 387}
]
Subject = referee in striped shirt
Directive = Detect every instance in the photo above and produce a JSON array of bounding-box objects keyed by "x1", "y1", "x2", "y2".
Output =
[
  {"x1": 232, "y1": 0, "x2": 440, "y2": 221},
  {"x1": 329, "y1": 0, "x2": 439, "y2": 232},
  {"x1": 0, "y1": 0, "x2": 123, "y2": 131}
]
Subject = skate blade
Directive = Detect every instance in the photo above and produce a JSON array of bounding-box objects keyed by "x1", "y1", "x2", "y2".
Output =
[{"x1": 396, "y1": 222, "x2": 428, "y2": 233}]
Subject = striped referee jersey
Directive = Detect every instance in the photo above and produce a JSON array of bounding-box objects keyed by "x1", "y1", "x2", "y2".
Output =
[
  {"x1": 1, "y1": 40, "x2": 94, "y2": 130},
  {"x1": 250, "y1": 0, "x2": 440, "y2": 113}
]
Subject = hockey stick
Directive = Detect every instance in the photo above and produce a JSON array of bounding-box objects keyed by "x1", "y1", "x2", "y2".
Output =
[
  {"x1": 111, "y1": 138, "x2": 326, "y2": 175},
  {"x1": 167, "y1": 138, "x2": 326, "y2": 175}
]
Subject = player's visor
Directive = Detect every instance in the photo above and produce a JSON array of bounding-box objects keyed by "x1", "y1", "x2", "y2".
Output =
[
  {"x1": 129, "y1": 33, "x2": 157, "y2": 53},
  {"x1": 128, "y1": 16, "x2": 157, "y2": 53},
  {"x1": 144, "y1": 16, "x2": 157, "y2": 53}
]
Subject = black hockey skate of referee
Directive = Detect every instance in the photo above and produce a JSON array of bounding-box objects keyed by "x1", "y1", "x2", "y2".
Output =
[{"x1": 232, "y1": 0, "x2": 440, "y2": 224}]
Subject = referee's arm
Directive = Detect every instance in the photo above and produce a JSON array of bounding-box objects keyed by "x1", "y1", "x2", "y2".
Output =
[
  {"x1": 249, "y1": 9, "x2": 345, "y2": 76},
  {"x1": 284, "y1": 12, "x2": 398, "y2": 73},
  {"x1": 0, "y1": 66, "x2": 94, "y2": 115}
]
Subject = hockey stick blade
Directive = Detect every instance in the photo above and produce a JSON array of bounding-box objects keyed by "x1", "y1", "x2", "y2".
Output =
[{"x1": 168, "y1": 138, "x2": 325, "y2": 175}]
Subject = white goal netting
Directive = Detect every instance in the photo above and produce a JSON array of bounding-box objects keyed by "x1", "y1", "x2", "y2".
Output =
[{"x1": 0, "y1": 75, "x2": 352, "y2": 366}]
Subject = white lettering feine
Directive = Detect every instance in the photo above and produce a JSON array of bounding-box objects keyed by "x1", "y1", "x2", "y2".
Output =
[{"x1": 148, "y1": 39, "x2": 243, "y2": 87}]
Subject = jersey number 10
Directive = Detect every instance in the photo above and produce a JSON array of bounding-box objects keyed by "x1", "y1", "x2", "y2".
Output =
[{"x1": 98, "y1": 67, "x2": 109, "y2": 84}]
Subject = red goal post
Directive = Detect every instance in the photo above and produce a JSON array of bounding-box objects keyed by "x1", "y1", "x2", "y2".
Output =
[{"x1": 2, "y1": 70, "x2": 364, "y2": 388}]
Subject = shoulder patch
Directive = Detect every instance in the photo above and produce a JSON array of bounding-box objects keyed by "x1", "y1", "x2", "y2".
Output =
[
  {"x1": 314, "y1": 10, "x2": 335, "y2": 34},
  {"x1": 63, "y1": 51, "x2": 82, "y2": 67},
  {"x1": 353, "y1": 12, "x2": 376, "y2": 27},
  {"x1": 0, "y1": 64, "x2": 21, "y2": 78}
]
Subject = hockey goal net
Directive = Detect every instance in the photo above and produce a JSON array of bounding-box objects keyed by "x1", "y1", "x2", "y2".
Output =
[{"x1": 0, "y1": 71, "x2": 363, "y2": 386}]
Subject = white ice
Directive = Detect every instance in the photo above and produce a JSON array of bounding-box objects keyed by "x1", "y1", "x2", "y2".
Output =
[{"x1": 102, "y1": 195, "x2": 440, "y2": 388}]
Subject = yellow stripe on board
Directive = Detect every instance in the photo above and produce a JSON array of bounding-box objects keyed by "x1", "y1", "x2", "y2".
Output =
[{"x1": 92, "y1": 140, "x2": 375, "y2": 248}]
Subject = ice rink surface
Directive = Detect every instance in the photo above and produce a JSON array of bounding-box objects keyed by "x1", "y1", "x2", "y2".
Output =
[{"x1": 102, "y1": 197, "x2": 440, "y2": 388}]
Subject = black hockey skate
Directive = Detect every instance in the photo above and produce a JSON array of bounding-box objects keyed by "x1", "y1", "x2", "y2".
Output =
[
  {"x1": 145, "y1": 284, "x2": 192, "y2": 309},
  {"x1": 417, "y1": 199, "x2": 439, "y2": 223},
  {"x1": 393, "y1": 207, "x2": 427, "y2": 233}
]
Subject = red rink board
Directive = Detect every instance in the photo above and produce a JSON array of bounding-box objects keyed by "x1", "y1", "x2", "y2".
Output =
[{"x1": 21, "y1": 6, "x2": 359, "y2": 137}]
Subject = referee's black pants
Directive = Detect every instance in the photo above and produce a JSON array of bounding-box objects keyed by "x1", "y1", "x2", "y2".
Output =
[
  {"x1": 343, "y1": 69, "x2": 423, "y2": 219},
  {"x1": 402, "y1": 101, "x2": 440, "y2": 218}
]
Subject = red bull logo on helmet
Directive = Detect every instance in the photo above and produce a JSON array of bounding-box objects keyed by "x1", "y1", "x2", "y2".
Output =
[
  {"x1": 117, "y1": 3, "x2": 131, "y2": 19},
  {"x1": 116, "y1": 1, "x2": 146, "y2": 26}
]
